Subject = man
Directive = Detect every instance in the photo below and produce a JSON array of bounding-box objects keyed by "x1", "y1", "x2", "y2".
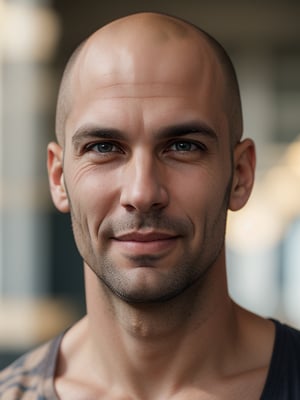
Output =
[{"x1": 1, "y1": 11, "x2": 300, "y2": 400}]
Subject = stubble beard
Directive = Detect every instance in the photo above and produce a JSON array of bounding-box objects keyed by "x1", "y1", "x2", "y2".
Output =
[
  {"x1": 71, "y1": 205, "x2": 229, "y2": 307},
  {"x1": 68, "y1": 172, "x2": 233, "y2": 307}
]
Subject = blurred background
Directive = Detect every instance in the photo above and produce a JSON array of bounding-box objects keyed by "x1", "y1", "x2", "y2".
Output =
[{"x1": 0, "y1": 0, "x2": 299, "y2": 367}]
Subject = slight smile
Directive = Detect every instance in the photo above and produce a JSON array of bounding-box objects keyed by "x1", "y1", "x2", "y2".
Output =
[{"x1": 112, "y1": 231, "x2": 179, "y2": 256}]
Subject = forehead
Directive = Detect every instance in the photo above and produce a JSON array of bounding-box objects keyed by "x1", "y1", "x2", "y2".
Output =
[
  {"x1": 75, "y1": 24, "x2": 223, "y2": 92},
  {"x1": 65, "y1": 19, "x2": 228, "y2": 139}
]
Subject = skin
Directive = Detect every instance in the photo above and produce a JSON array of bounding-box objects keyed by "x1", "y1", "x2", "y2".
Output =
[{"x1": 48, "y1": 12, "x2": 274, "y2": 400}]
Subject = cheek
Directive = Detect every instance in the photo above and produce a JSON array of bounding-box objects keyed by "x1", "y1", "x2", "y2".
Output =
[
  {"x1": 172, "y1": 169, "x2": 224, "y2": 207},
  {"x1": 172, "y1": 168, "x2": 232, "y2": 234},
  {"x1": 65, "y1": 167, "x2": 120, "y2": 236}
]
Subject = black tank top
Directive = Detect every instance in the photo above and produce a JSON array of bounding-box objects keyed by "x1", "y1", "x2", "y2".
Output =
[{"x1": 261, "y1": 320, "x2": 300, "y2": 399}]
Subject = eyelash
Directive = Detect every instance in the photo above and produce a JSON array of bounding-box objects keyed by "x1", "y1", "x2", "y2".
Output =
[
  {"x1": 166, "y1": 140, "x2": 207, "y2": 153},
  {"x1": 83, "y1": 139, "x2": 207, "y2": 156},
  {"x1": 85, "y1": 141, "x2": 123, "y2": 154}
]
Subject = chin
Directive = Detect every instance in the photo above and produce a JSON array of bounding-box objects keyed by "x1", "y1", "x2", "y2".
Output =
[{"x1": 100, "y1": 274, "x2": 196, "y2": 305}]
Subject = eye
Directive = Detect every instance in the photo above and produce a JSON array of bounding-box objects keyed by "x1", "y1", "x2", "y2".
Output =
[
  {"x1": 88, "y1": 142, "x2": 120, "y2": 153},
  {"x1": 167, "y1": 140, "x2": 205, "y2": 152}
]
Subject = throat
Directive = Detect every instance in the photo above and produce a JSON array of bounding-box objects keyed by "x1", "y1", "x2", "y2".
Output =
[{"x1": 106, "y1": 277, "x2": 214, "y2": 340}]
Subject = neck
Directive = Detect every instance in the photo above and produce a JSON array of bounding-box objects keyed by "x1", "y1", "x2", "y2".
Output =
[{"x1": 82, "y1": 254, "x2": 239, "y2": 399}]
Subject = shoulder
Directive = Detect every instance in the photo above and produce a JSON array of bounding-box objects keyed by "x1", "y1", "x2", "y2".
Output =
[
  {"x1": 272, "y1": 319, "x2": 300, "y2": 358},
  {"x1": 271, "y1": 319, "x2": 300, "y2": 373},
  {"x1": 261, "y1": 320, "x2": 300, "y2": 399},
  {"x1": 0, "y1": 333, "x2": 64, "y2": 399}
]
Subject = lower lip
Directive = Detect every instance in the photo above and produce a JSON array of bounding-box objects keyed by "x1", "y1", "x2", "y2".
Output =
[{"x1": 112, "y1": 238, "x2": 178, "y2": 255}]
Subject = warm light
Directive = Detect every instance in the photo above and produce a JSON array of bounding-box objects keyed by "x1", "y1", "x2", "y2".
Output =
[
  {"x1": 2, "y1": 2, "x2": 60, "y2": 62},
  {"x1": 264, "y1": 165, "x2": 300, "y2": 221},
  {"x1": 284, "y1": 136, "x2": 300, "y2": 177},
  {"x1": 227, "y1": 187, "x2": 282, "y2": 251},
  {"x1": 227, "y1": 136, "x2": 300, "y2": 252}
]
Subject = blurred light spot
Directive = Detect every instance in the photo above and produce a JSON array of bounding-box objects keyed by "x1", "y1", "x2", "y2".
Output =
[{"x1": 2, "y1": 2, "x2": 60, "y2": 62}]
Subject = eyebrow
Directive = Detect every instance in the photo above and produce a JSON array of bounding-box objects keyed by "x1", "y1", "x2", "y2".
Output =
[
  {"x1": 72, "y1": 127, "x2": 125, "y2": 150},
  {"x1": 156, "y1": 122, "x2": 218, "y2": 142},
  {"x1": 71, "y1": 121, "x2": 218, "y2": 149}
]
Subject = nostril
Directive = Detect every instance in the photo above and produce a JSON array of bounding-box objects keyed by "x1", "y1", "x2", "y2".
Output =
[
  {"x1": 123, "y1": 204, "x2": 137, "y2": 212},
  {"x1": 120, "y1": 185, "x2": 169, "y2": 213}
]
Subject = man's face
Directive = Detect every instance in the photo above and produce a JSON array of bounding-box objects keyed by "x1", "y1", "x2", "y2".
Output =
[{"x1": 58, "y1": 30, "x2": 234, "y2": 304}]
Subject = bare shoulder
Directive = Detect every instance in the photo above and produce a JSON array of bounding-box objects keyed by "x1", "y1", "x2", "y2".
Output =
[
  {"x1": 184, "y1": 306, "x2": 276, "y2": 400},
  {"x1": 237, "y1": 306, "x2": 275, "y2": 365},
  {"x1": 53, "y1": 310, "x2": 276, "y2": 400},
  {"x1": 186, "y1": 308, "x2": 275, "y2": 400},
  {"x1": 218, "y1": 306, "x2": 276, "y2": 399},
  {"x1": 0, "y1": 334, "x2": 63, "y2": 399},
  {"x1": 54, "y1": 317, "x2": 103, "y2": 399}
]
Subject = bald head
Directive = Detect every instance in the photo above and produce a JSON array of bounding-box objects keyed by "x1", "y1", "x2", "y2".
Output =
[{"x1": 55, "y1": 12, "x2": 243, "y2": 146}]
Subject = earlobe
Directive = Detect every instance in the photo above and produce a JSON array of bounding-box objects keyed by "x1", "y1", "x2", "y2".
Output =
[
  {"x1": 47, "y1": 142, "x2": 70, "y2": 213},
  {"x1": 229, "y1": 138, "x2": 256, "y2": 212}
]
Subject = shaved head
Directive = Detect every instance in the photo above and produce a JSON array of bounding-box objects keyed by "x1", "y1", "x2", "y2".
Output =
[
  {"x1": 55, "y1": 12, "x2": 243, "y2": 146},
  {"x1": 49, "y1": 12, "x2": 256, "y2": 311}
]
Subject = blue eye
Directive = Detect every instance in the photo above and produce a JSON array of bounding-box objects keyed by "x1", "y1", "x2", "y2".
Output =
[
  {"x1": 92, "y1": 142, "x2": 118, "y2": 153},
  {"x1": 174, "y1": 142, "x2": 192, "y2": 151},
  {"x1": 170, "y1": 141, "x2": 200, "y2": 152}
]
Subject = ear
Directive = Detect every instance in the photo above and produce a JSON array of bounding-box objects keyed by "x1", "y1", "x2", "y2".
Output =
[
  {"x1": 47, "y1": 142, "x2": 70, "y2": 213},
  {"x1": 229, "y1": 138, "x2": 256, "y2": 211}
]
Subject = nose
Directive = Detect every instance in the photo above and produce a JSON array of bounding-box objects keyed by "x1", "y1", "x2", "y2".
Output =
[{"x1": 120, "y1": 151, "x2": 169, "y2": 213}]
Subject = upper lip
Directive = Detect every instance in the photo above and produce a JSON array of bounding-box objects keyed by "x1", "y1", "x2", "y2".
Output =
[{"x1": 114, "y1": 231, "x2": 178, "y2": 242}]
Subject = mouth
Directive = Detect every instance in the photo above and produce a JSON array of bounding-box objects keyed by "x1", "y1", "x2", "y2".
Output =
[
  {"x1": 115, "y1": 231, "x2": 177, "y2": 241},
  {"x1": 112, "y1": 231, "x2": 179, "y2": 255}
]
